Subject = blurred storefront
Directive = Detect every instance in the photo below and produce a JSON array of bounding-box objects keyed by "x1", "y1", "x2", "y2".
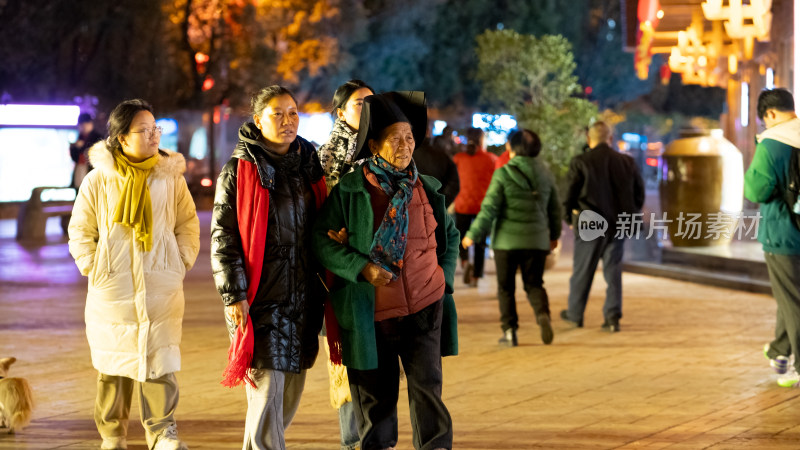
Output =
[{"x1": 623, "y1": 0, "x2": 794, "y2": 168}]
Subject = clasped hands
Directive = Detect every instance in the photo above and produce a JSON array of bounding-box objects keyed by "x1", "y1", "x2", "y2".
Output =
[
  {"x1": 328, "y1": 227, "x2": 392, "y2": 287},
  {"x1": 226, "y1": 227, "x2": 392, "y2": 326}
]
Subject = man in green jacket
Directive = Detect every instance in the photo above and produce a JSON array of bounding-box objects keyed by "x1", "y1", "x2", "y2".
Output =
[
  {"x1": 745, "y1": 87, "x2": 800, "y2": 388},
  {"x1": 462, "y1": 129, "x2": 562, "y2": 346}
]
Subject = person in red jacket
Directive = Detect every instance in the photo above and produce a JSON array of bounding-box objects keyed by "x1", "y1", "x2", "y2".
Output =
[{"x1": 453, "y1": 128, "x2": 497, "y2": 286}]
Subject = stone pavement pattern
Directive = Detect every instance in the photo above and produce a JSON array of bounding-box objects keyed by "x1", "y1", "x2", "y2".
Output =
[{"x1": 1, "y1": 212, "x2": 799, "y2": 449}]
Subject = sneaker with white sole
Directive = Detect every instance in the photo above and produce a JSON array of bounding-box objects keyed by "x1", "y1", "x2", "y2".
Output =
[
  {"x1": 777, "y1": 367, "x2": 800, "y2": 387},
  {"x1": 153, "y1": 424, "x2": 188, "y2": 450},
  {"x1": 763, "y1": 343, "x2": 790, "y2": 374}
]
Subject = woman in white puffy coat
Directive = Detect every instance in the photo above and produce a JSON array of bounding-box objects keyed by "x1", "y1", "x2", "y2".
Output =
[{"x1": 68, "y1": 99, "x2": 199, "y2": 450}]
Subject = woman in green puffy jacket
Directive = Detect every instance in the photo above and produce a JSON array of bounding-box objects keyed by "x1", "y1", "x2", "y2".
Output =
[{"x1": 462, "y1": 129, "x2": 562, "y2": 347}]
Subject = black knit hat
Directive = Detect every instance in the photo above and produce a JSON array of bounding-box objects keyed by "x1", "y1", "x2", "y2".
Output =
[{"x1": 354, "y1": 91, "x2": 427, "y2": 161}]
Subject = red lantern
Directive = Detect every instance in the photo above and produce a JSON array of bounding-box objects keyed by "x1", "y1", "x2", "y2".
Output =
[
  {"x1": 637, "y1": 0, "x2": 661, "y2": 25},
  {"x1": 634, "y1": 0, "x2": 662, "y2": 80},
  {"x1": 659, "y1": 63, "x2": 671, "y2": 85},
  {"x1": 202, "y1": 76, "x2": 215, "y2": 91}
]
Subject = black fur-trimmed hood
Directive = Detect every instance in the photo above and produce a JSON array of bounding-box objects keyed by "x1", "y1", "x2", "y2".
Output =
[{"x1": 232, "y1": 121, "x2": 323, "y2": 189}]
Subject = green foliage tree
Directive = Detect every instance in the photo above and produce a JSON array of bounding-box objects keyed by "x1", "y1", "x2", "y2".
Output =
[
  {"x1": 0, "y1": 0, "x2": 654, "y2": 115},
  {"x1": 421, "y1": 0, "x2": 571, "y2": 109},
  {"x1": 475, "y1": 29, "x2": 597, "y2": 184}
]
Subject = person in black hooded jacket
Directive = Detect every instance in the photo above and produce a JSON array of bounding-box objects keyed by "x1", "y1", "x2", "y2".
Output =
[{"x1": 210, "y1": 85, "x2": 328, "y2": 449}]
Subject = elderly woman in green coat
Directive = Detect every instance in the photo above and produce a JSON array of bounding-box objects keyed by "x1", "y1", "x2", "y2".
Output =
[
  {"x1": 462, "y1": 129, "x2": 562, "y2": 347},
  {"x1": 313, "y1": 91, "x2": 458, "y2": 450}
]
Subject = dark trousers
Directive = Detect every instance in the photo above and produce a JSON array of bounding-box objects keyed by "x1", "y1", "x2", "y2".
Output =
[
  {"x1": 347, "y1": 300, "x2": 452, "y2": 450},
  {"x1": 494, "y1": 249, "x2": 550, "y2": 332},
  {"x1": 455, "y1": 213, "x2": 486, "y2": 278},
  {"x1": 765, "y1": 253, "x2": 800, "y2": 372},
  {"x1": 566, "y1": 235, "x2": 624, "y2": 323}
]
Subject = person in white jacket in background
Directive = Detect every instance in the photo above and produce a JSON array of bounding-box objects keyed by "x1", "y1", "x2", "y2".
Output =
[{"x1": 68, "y1": 99, "x2": 200, "y2": 450}]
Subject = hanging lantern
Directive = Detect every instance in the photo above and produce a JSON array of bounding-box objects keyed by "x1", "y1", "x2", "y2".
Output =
[
  {"x1": 660, "y1": 63, "x2": 672, "y2": 85},
  {"x1": 634, "y1": 0, "x2": 662, "y2": 80}
]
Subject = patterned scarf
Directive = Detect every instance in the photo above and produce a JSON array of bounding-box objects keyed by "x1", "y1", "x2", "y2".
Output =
[
  {"x1": 318, "y1": 119, "x2": 358, "y2": 191},
  {"x1": 366, "y1": 155, "x2": 418, "y2": 280},
  {"x1": 112, "y1": 151, "x2": 158, "y2": 251}
]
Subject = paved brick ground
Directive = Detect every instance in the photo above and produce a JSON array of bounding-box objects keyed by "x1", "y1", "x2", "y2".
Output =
[{"x1": 1, "y1": 212, "x2": 798, "y2": 449}]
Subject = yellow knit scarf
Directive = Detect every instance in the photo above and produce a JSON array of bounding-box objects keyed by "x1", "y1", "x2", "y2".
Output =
[{"x1": 113, "y1": 151, "x2": 158, "y2": 251}]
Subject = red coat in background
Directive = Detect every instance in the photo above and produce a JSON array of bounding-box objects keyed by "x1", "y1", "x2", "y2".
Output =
[{"x1": 453, "y1": 149, "x2": 498, "y2": 214}]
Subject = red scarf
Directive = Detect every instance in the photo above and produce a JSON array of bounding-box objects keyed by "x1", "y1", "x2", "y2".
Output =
[{"x1": 221, "y1": 159, "x2": 341, "y2": 387}]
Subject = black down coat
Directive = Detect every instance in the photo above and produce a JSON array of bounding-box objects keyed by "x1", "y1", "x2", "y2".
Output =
[{"x1": 211, "y1": 122, "x2": 326, "y2": 373}]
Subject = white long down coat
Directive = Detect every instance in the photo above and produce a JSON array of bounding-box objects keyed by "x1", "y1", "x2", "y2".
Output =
[{"x1": 68, "y1": 142, "x2": 200, "y2": 382}]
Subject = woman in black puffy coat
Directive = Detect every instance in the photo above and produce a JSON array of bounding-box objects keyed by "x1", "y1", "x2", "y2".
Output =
[{"x1": 210, "y1": 85, "x2": 328, "y2": 449}]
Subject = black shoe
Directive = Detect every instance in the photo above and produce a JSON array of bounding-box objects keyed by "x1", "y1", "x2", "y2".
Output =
[
  {"x1": 499, "y1": 328, "x2": 518, "y2": 347},
  {"x1": 559, "y1": 309, "x2": 583, "y2": 328},
  {"x1": 601, "y1": 318, "x2": 620, "y2": 333},
  {"x1": 537, "y1": 314, "x2": 554, "y2": 345},
  {"x1": 462, "y1": 263, "x2": 473, "y2": 285}
]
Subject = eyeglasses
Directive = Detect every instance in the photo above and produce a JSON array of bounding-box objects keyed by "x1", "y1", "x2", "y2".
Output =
[{"x1": 131, "y1": 126, "x2": 163, "y2": 139}]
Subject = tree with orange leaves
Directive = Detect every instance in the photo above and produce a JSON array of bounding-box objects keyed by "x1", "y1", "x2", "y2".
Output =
[{"x1": 165, "y1": 0, "x2": 366, "y2": 110}]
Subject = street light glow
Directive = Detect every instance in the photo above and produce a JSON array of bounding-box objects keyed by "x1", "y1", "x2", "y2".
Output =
[{"x1": 0, "y1": 104, "x2": 80, "y2": 127}]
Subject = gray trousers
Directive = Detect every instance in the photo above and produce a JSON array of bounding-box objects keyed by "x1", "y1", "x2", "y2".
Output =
[
  {"x1": 765, "y1": 253, "x2": 800, "y2": 372},
  {"x1": 94, "y1": 372, "x2": 179, "y2": 449},
  {"x1": 566, "y1": 235, "x2": 625, "y2": 323},
  {"x1": 243, "y1": 368, "x2": 307, "y2": 450}
]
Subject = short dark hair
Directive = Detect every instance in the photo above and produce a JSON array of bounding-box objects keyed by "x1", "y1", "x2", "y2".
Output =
[
  {"x1": 508, "y1": 129, "x2": 542, "y2": 157},
  {"x1": 78, "y1": 112, "x2": 93, "y2": 124},
  {"x1": 757, "y1": 88, "x2": 795, "y2": 121},
  {"x1": 251, "y1": 85, "x2": 297, "y2": 117},
  {"x1": 106, "y1": 99, "x2": 153, "y2": 154},
  {"x1": 331, "y1": 80, "x2": 374, "y2": 116}
]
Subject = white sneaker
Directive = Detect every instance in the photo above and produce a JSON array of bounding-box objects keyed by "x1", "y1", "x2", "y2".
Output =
[
  {"x1": 153, "y1": 424, "x2": 188, "y2": 450},
  {"x1": 777, "y1": 367, "x2": 800, "y2": 388},
  {"x1": 763, "y1": 343, "x2": 790, "y2": 374},
  {"x1": 101, "y1": 436, "x2": 127, "y2": 450}
]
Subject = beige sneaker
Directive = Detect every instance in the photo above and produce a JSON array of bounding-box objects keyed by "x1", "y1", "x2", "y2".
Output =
[{"x1": 153, "y1": 424, "x2": 188, "y2": 450}]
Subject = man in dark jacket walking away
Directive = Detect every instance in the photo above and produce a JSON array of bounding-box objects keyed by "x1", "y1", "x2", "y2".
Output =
[
  {"x1": 561, "y1": 121, "x2": 645, "y2": 332},
  {"x1": 745, "y1": 88, "x2": 800, "y2": 388},
  {"x1": 414, "y1": 123, "x2": 460, "y2": 207}
]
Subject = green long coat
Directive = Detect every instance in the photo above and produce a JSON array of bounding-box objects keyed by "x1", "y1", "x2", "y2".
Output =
[
  {"x1": 466, "y1": 156, "x2": 562, "y2": 250},
  {"x1": 312, "y1": 166, "x2": 459, "y2": 370}
]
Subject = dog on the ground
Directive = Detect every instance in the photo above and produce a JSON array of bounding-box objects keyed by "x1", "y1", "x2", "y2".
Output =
[{"x1": 0, "y1": 357, "x2": 33, "y2": 433}]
